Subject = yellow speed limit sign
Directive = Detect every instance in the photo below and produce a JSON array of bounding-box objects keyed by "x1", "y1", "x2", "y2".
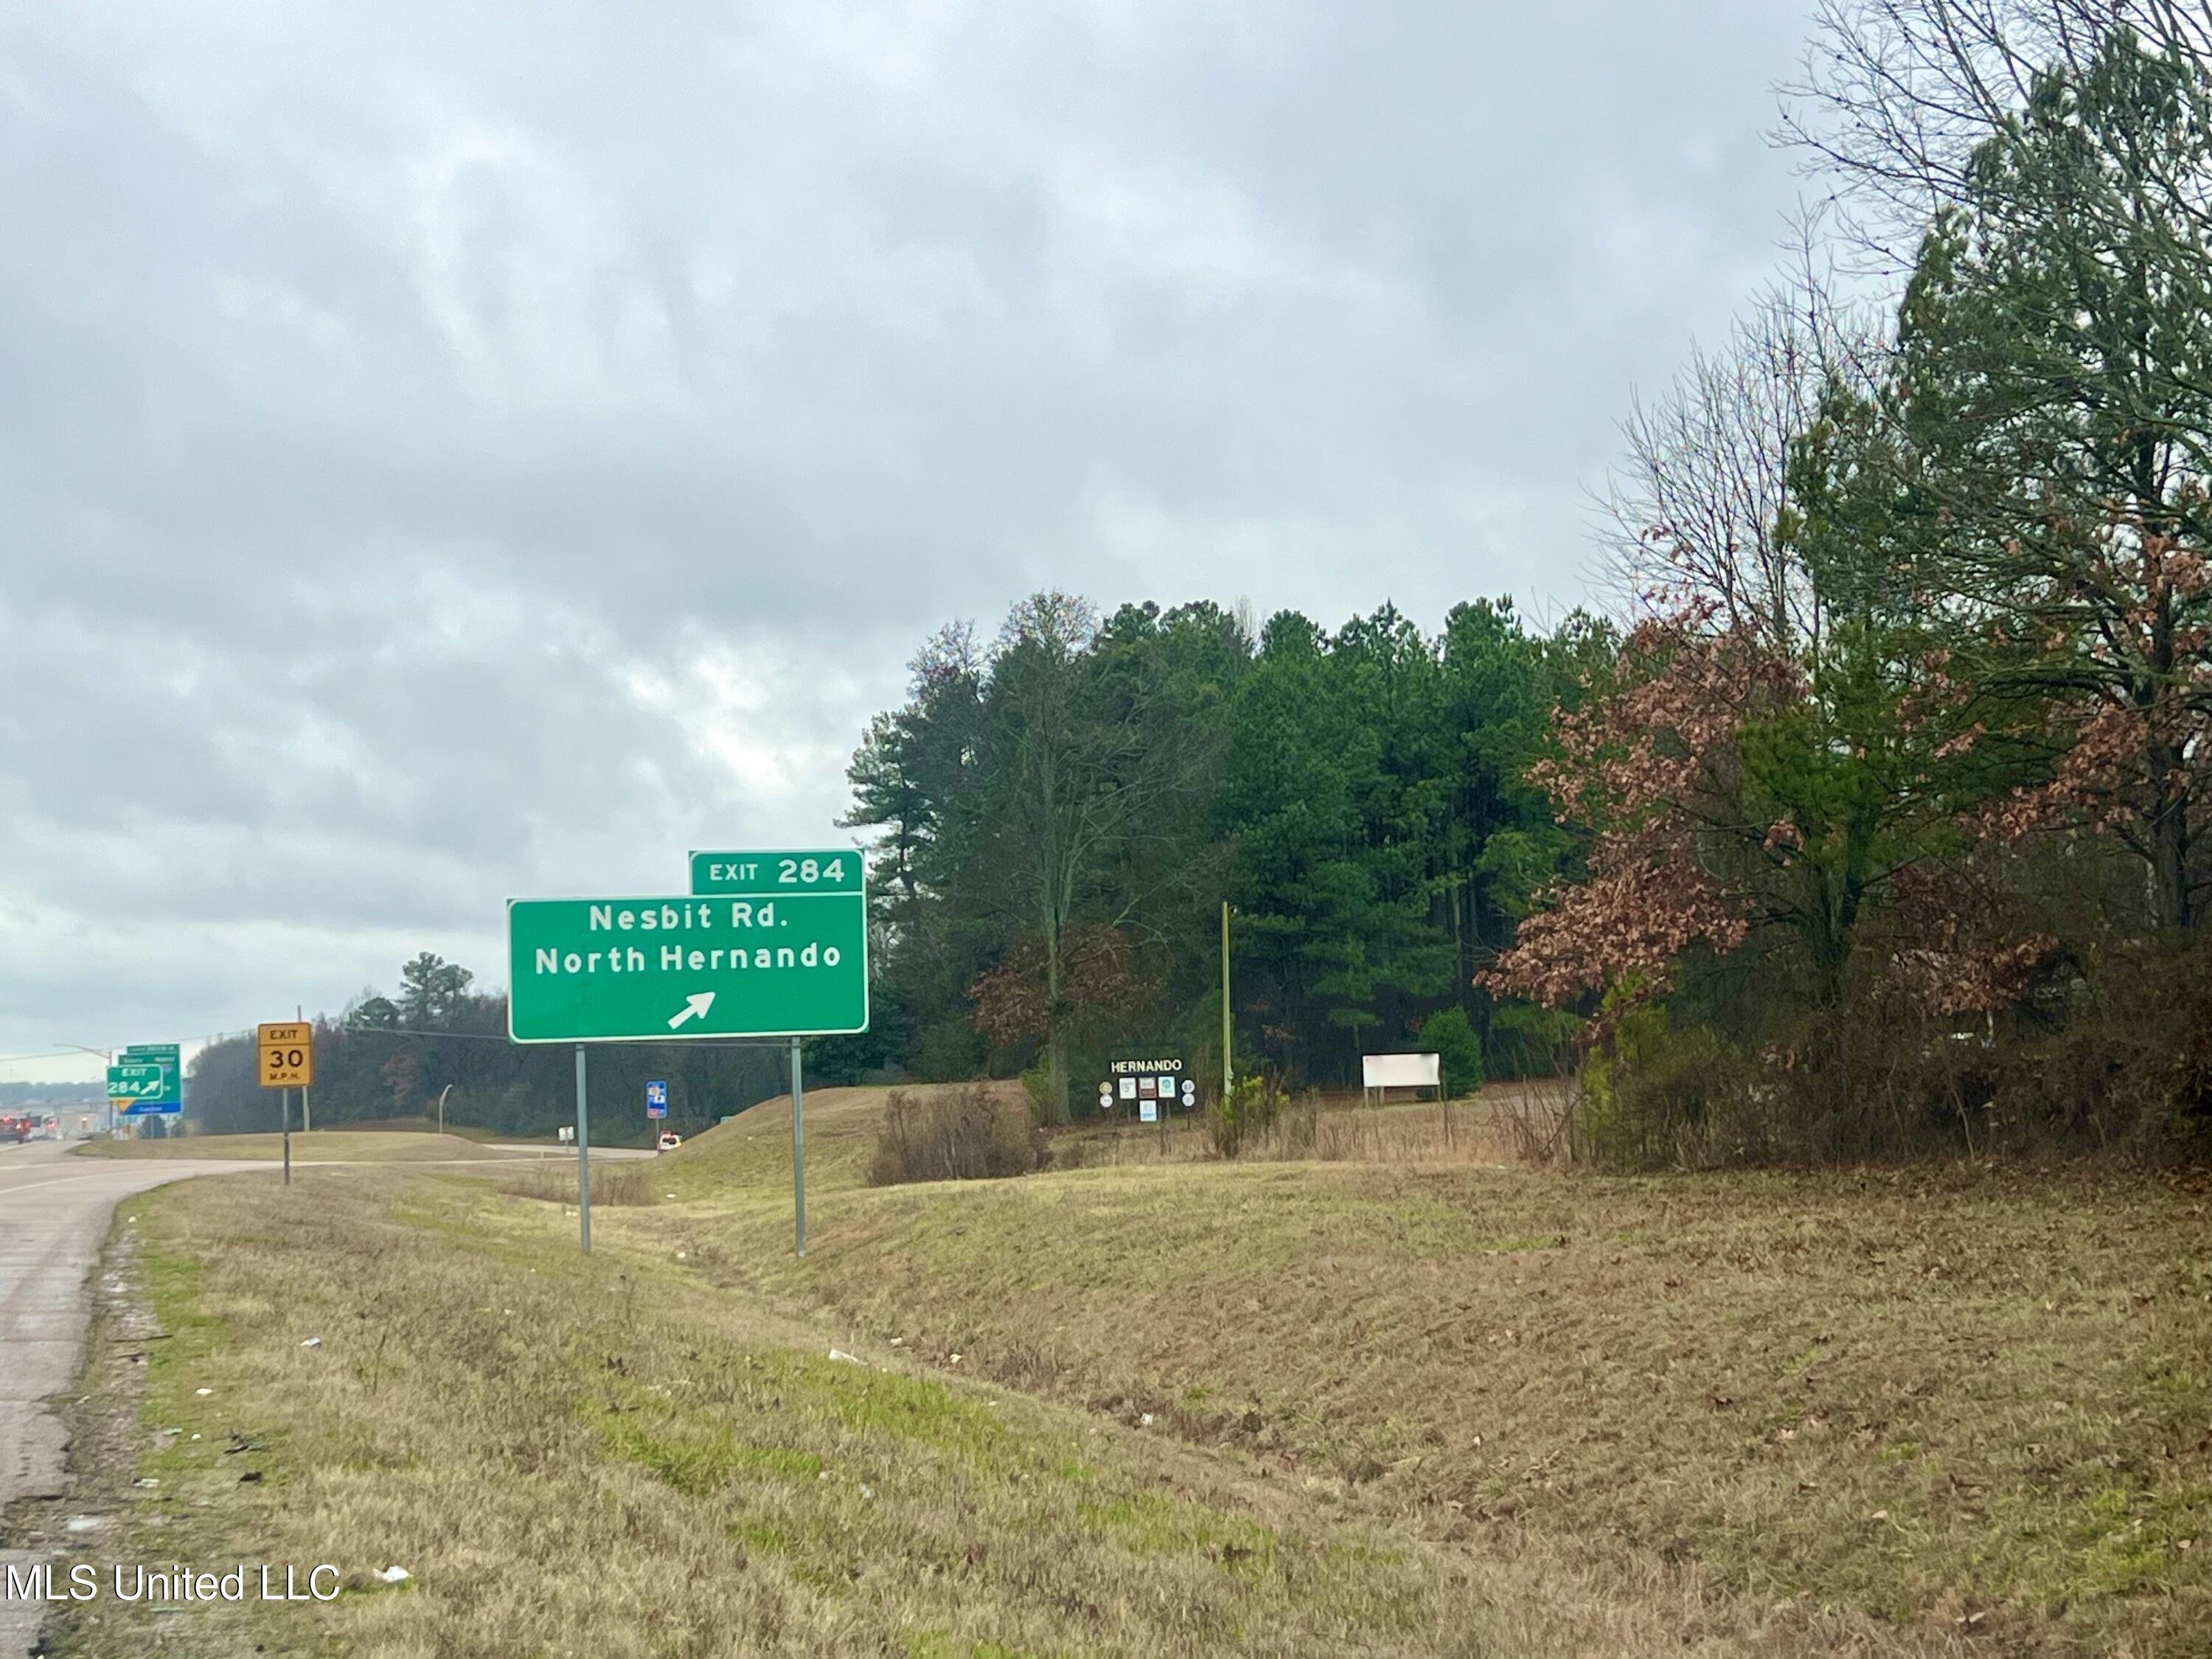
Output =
[{"x1": 257, "y1": 1022, "x2": 314, "y2": 1088}]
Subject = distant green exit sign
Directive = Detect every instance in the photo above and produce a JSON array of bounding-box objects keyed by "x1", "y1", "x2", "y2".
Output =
[{"x1": 507, "y1": 891, "x2": 868, "y2": 1045}]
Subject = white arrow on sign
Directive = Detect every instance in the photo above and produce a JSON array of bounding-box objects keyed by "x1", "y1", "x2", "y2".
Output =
[{"x1": 667, "y1": 992, "x2": 716, "y2": 1030}]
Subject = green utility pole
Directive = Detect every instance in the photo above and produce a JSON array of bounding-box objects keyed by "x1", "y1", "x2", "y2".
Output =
[
  {"x1": 791, "y1": 1036, "x2": 807, "y2": 1258},
  {"x1": 1221, "y1": 900, "x2": 1233, "y2": 1105},
  {"x1": 575, "y1": 1045, "x2": 591, "y2": 1254}
]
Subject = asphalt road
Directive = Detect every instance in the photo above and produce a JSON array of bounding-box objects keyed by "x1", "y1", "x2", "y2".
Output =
[{"x1": 0, "y1": 1141, "x2": 275, "y2": 1656}]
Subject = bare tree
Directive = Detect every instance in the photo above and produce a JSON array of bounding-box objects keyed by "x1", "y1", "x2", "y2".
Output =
[
  {"x1": 1780, "y1": 0, "x2": 2212, "y2": 268},
  {"x1": 1600, "y1": 242, "x2": 1881, "y2": 655}
]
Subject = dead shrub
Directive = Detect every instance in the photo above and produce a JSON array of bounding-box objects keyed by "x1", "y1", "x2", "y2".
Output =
[
  {"x1": 869, "y1": 1084, "x2": 1047, "y2": 1186},
  {"x1": 1494, "y1": 1073, "x2": 1578, "y2": 1164},
  {"x1": 1986, "y1": 938, "x2": 2212, "y2": 1158},
  {"x1": 1274, "y1": 1091, "x2": 1319, "y2": 1157},
  {"x1": 496, "y1": 1163, "x2": 657, "y2": 1206}
]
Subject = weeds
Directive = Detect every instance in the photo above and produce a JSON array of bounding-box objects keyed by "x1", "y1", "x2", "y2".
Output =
[
  {"x1": 1202, "y1": 1072, "x2": 1285, "y2": 1157},
  {"x1": 495, "y1": 1162, "x2": 658, "y2": 1207},
  {"x1": 868, "y1": 1084, "x2": 1046, "y2": 1186}
]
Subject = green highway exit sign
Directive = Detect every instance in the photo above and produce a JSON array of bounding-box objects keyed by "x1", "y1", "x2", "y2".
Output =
[
  {"x1": 689, "y1": 848, "x2": 862, "y2": 896},
  {"x1": 507, "y1": 891, "x2": 869, "y2": 1044},
  {"x1": 106, "y1": 1062, "x2": 166, "y2": 1099},
  {"x1": 119, "y1": 1042, "x2": 182, "y2": 1106}
]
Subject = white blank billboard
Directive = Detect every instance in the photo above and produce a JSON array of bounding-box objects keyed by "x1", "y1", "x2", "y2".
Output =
[{"x1": 1361, "y1": 1052, "x2": 1441, "y2": 1091}]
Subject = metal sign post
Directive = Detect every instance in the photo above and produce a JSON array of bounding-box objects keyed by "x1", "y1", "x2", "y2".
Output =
[
  {"x1": 790, "y1": 1035, "x2": 806, "y2": 1258},
  {"x1": 575, "y1": 1045, "x2": 591, "y2": 1255},
  {"x1": 282, "y1": 1088, "x2": 291, "y2": 1186}
]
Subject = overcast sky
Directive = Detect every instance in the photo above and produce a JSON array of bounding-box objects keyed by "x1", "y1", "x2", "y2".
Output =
[{"x1": 1, "y1": 1, "x2": 1820, "y2": 1081}]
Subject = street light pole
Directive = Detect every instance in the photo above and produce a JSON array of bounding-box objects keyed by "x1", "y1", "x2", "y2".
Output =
[{"x1": 435, "y1": 1082, "x2": 453, "y2": 1140}]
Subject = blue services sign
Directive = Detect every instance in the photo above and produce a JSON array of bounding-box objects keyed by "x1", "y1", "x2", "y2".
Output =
[{"x1": 646, "y1": 1079, "x2": 668, "y2": 1119}]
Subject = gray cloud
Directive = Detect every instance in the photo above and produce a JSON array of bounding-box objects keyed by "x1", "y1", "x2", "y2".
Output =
[{"x1": 1, "y1": 0, "x2": 1816, "y2": 1075}]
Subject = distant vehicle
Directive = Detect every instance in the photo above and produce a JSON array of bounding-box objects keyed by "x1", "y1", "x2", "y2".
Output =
[
  {"x1": 656, "y1": 1131, "x2": 683, "y2": 1152},
  {"x1": 40, "y1": 1115, "x2": 60, "y2": 1140},
  {"x1": 0, "y1": 1114, "x2": 29, "y2": 1144}
]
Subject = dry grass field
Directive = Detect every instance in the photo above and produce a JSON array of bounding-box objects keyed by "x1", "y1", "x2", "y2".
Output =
[
  {"x1": 56, "y1": 1169, "x2": 1926, "y2": 1658},
  {"x1": 60, "y1": 1083, "x2": 2212, "y2": 1655},
  {"x1": 73, "y1": 1130, "x2": 512, "y2": 1163},
  {"x1": 628, "y1": 1089, "x2": 2212, "y2": 1655}
]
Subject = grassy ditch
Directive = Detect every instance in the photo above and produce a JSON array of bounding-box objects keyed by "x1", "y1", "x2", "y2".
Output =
[
  {"x1": 61, "y1": 1165, "x2": 1887, "y2": 1657},
  {"x1": 615, "y1": 1096, "x2": 2212, "y2": 1655}
]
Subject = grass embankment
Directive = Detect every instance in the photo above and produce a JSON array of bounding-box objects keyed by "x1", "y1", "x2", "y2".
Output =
[
  {"x1": 655, "y1": 1083, "x2": 969, "y2": 1197},
  {"x1": 329, "y1": 1116, "x2": 518, "y2": 1142},
  {"x1": 82, "y1": 1087, "x2": 2212, "y2": 1652},
  {"x1": 74, "y1": 1130, "x2": 510, "y2": 1163},
  {"x1": 619, "y1": 1090, "x2": 2212, "y2": 1655},
  {"x1": 83, "y1": 1166, "x2": 1798, "y2": 1657}
]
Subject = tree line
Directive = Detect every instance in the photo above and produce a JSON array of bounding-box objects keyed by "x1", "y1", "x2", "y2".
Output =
[
  {"x1": 840, "y1": 1, "x2": 2212, "y2": 1161},
  {"x1": 833, "y1": 595, "x2": 1601, "y2": 1116},
  {"x1": 184, "y1": 953, "x2": 793, "y2": 1143}
]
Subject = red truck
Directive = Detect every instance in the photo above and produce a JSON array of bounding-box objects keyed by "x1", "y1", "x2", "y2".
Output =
[{"x1": 0, "y1": 1113, "x2": 31, "y2": 1144}]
